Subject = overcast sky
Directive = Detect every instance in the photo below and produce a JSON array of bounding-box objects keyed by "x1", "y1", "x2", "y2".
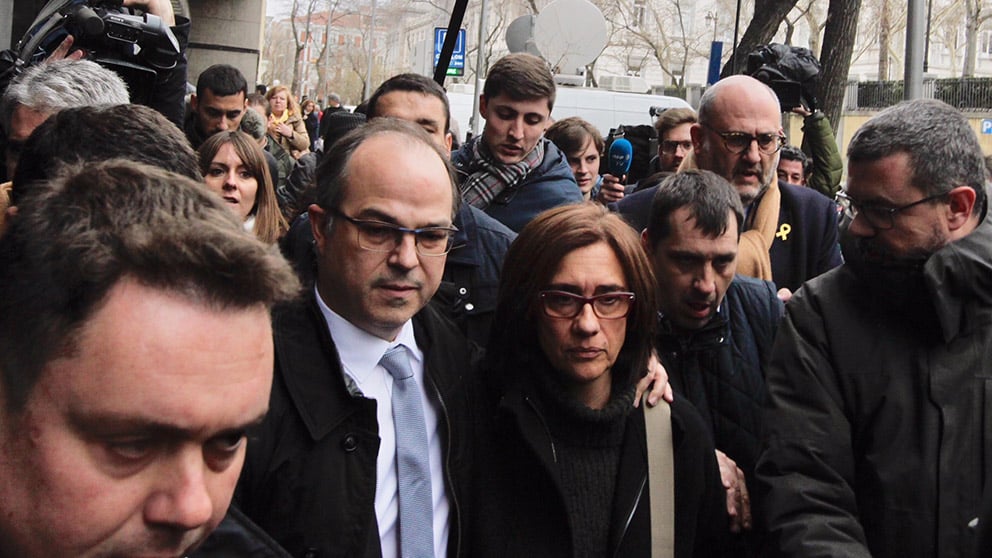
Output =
[{"x1": 266, "y1": 0, "x2": 294, "y2": 18}]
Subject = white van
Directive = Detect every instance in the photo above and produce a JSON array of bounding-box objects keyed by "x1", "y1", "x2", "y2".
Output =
[{"x1": 446, "y1": 84, "x2": 691, "y2": 141}]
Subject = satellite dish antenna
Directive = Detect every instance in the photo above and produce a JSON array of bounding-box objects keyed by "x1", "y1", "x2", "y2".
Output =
[
  {"x1": 506, "y1": 15, "x2": 542, "y2": 57},
  {"x1": 533, "y1": 0, "x2": 607, "y2": 76}
]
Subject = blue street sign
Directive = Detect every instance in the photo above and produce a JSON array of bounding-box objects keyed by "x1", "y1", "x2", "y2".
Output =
[
  {"x1": 434, "y1": 28, "x2": 466, "y2": 74},
  {"x1": 982, "y1": 119, "x2": 992, "y2": 134}
]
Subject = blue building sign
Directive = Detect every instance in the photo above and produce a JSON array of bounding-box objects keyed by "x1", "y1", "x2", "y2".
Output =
[{"x1": 434, "y1": 28, "x2": 466, "y2": 76}]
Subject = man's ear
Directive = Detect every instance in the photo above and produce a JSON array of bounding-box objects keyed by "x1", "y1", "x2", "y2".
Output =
[
  {"x1": 444, "y1": 131, "x2": 453, "y2": 153},
  {"x1": 309, "y1": 204, "x2": 329, "y2": 252},
  {"x1": 478, "y1": 95, "x2": 489, "y2": 120},
  {"x1": 640, "y1": 229, "x2": 652, "y2": 253},
  {"x1": 946, "y1": 185, "x2": 978, "y2": 231},
  {"x1": 690, "y1": 123, "x2": 704, "y2": 152},
  {"x1": 190, "y1": 94, "x2": 198, "y2": 112}
]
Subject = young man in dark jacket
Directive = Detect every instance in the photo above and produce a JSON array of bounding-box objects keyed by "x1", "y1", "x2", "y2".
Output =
[
  {"x1": 185, "y1": 64, "x2": 249, "y2": 149},
  {"x1": 450, "y1": 53, "x2": 582, "y2": 232}
]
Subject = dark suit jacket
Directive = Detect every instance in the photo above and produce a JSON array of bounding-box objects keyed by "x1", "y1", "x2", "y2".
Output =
[
  {"x1": 613, "y1": 184, "x2": 657, "y2": 233},
  {"x1": 768, "y1": 182, "x2": 842, "y2": 292},
  {"x1": 234, "y1": 294, "x2": 477, "y2": 558}
]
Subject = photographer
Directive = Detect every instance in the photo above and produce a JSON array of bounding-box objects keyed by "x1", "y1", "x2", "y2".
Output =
[
  {"x1": 0, "y1": 0, "x2": 188, "y2": 128},
  {"x1": 747, "y1": 44, "x2": 842, "y2": 198},
  {"x1": 2, "y1": 58, "x2": 129, "y2": 181},
  {"x1": 791, "y1": 104, "x2": 843, "y2": 198}
]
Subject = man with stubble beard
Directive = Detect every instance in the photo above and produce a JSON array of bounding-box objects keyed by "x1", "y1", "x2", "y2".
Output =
[{"x1": 755, "y1": 98, "x2": 991, "y2": 558}]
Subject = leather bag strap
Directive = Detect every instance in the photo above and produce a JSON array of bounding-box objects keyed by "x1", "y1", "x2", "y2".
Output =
[{"x1": 644, "y1": 396, "x2": 675, "y2": 558}]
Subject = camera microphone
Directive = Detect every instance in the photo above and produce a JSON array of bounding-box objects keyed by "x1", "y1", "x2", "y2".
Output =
[{"x1": 608, "y1": 137, "x2": 633, "y2": 180}]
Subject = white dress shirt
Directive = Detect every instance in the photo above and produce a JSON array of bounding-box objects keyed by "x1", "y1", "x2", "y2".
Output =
[{"x1": 316, "y1": 289, "x2": 450, "y2": 558}]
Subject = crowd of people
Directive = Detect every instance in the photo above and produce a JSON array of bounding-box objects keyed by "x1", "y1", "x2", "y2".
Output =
[{"x1": 2, "y1": 4, "x2": 992, "y2": 557}]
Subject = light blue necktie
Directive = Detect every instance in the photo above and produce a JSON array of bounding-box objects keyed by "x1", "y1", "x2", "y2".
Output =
[{"x1": 380, "y1": 346, "x2": 435, "y2": 558}]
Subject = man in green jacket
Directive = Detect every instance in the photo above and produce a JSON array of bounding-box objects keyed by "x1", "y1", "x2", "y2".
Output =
[{"x1": 777, "y1": 106, "x2": 843, "y2": 197}]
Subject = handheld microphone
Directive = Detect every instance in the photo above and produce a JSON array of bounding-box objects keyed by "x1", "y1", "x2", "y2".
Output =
[{"x1": 608, "y1": 138, "x2": 633, "y2": 181}]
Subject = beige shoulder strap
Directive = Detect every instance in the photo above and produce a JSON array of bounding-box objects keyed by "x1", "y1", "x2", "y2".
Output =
[{"x1": 644, "y1": 396, "x2": 675, "y2": 558}]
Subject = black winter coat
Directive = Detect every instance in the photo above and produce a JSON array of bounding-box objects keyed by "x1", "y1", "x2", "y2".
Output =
[
  {"x1": 191, "y1": 506, "x2": 292, "y2": 558},
  {"x1": 756, "y1": 212, "x2": 992, "y2": 557},
  {"x1": 234, "y1": 294, "x2": 478, "y2": 558},
  {"x1": 765, "y1": 182, "x2": 842, "y2": 292},
  {"x1": 470, "y1": 376, "x2": 730, "y2": 558},
  {"x1": 656, "y1": 275, "x2": 783, "y2": 482}
]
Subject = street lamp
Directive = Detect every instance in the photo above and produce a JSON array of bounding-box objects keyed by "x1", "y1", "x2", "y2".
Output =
[
  {"x1": 704, "y1": 11, "x2": 721, "y2": 86},
  {"x1": 705, "y1": 11, "x2": 718, "y2": 43}
]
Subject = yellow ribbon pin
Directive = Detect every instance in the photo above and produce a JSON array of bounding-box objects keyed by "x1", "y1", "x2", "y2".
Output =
[{"x1": 776, "y1": 223, "x2": 792, "y2": 241}]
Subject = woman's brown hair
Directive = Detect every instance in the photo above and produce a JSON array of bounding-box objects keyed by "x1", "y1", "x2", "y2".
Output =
[
  {"x1": 198, "y1": 130, "x2": 288, "y2": 243},
  {"x1": 487, "y1": 202, "x2": 657, "y2": 389}
]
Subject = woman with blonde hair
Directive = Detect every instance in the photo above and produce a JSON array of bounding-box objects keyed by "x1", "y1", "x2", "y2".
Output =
[
  {"x1": 198, "y1": 130, "x2": 288, "y2": 243},
  {"x1": 265, "y1": 84, "x2": 310, "y2": 158}
]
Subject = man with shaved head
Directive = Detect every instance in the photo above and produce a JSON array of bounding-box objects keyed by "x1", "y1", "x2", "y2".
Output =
[{"x1": 688, "y1": 75, "x2": 840, "y2": 295}]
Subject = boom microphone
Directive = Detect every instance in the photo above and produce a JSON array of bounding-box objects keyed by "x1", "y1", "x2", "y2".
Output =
[{"x1": 608, "y1": 137, "x2": 633, "y2": 180}]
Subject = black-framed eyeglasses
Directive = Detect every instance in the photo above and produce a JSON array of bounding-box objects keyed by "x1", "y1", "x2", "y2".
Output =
[
  {"x1": 701, "y1": 123, "x2": 785, "y2": 155},
  {"x1": 538, "y1": 290, "x2": 635, "y2": 320},
  {"x1": 835, "y1": 191, "x2": 949, "y2": 230},
  {"x1": 660, "y1": 140, "x2": 693, "y2": 154},
  {"x1": 332, "y1": 209, "x2": 458, "y2": 256}
]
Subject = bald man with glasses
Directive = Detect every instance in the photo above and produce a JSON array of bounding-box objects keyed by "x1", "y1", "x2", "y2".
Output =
[{"x1": 686, "y1": 75, "x2": 841, "y2": 297}]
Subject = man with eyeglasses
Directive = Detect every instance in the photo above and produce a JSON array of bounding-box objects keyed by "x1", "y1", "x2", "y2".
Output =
[
  {"x1": 653, "y1": 107, "x2": 697, "y2": 173},
  {"x1": 366, "y1": 72, "x2": 517, "y2": 347},
  {"x1": 234, "y1": 118, "x2": 477, "y2": 558},
  {"x1": 687, "y1": 75, "x2": 841, "y2": 296},
  {"x1": 641, "y1": 170, "x2": 784, "y2": 550},
  {"x1": 755, "y1": 99, "x2": 991, "y2": 557}
]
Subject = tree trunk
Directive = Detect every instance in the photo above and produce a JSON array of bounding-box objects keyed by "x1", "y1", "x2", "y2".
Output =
[
  {"x1": 783, "y1": 18, "x2": 796, "y2": 44},
  {"x1": 292, "y1": 44, "x2": 305, "y2": 96},
  {"x1": 720, "y1": 0, "x2": 801, "y2": 78},
  {"x1": 290, "y1": 0, "x2": 318, "y2": 96},
  {"x1": 316, "y1": 5, "x2": 335, "y2": 99},
  {"x1": 803, "y1": 1, "x2": 824, "y2": 57},
  {"x1": 878, "y1": 0, "x2": 889, "y2": 80},
  {"x1": 818, "y1": 0, "x2": 862, "y2": 129},
  {"x1": 963, "y1": 0, "x2": 980, "y2": 77}
]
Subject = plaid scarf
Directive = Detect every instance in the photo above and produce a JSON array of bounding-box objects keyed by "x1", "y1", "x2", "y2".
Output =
[{"x1": 460, "y1": 137, "x2": 545, "y2": 209}]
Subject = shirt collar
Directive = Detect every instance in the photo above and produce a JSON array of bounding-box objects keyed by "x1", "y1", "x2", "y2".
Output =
[{"x1": 314, "y1": 285, "x2": 422, "y2": 385}]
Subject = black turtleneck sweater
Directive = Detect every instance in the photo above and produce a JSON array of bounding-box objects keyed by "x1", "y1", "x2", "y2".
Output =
[{"x1": 537, "y1": 373, "x2": 636, "y2": 558}]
